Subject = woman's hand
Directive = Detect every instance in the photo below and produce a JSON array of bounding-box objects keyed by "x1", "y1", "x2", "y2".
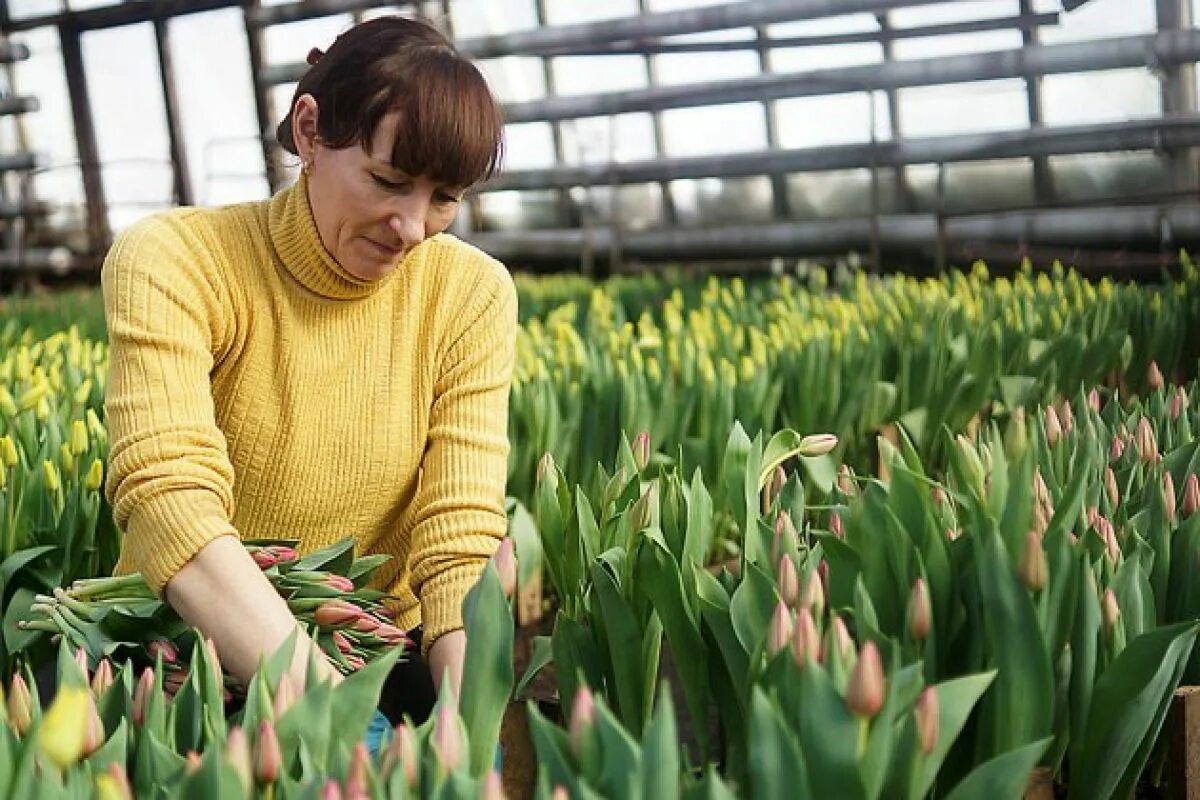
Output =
[{"x1": 427, "y1": 629, "x2": 467, "y2": 701}]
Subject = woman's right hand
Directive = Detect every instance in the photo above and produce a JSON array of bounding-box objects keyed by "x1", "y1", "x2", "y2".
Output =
[{"x1": 165, "y1": 534, "x2": 343, "y2": 690}]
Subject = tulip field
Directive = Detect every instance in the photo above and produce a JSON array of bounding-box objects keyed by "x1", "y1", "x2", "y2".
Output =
[{"x1": 0, "y1": 256, "x2": 1196, "y2": 798}]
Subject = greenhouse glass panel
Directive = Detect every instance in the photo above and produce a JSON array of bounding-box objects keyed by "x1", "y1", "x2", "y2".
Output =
[{"x1": 170, "y1": 9, "x2": 266, "y2": 206}]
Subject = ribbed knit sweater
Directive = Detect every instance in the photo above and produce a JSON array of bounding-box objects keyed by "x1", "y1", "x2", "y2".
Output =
[{"x1": 101, "y1": 172, "x2": 517, "y2": 648}]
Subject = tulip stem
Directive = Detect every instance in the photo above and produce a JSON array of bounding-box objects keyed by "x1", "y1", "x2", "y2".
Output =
[{"x1": 856, "y1": 716, "x2": 870, "y2": 759}]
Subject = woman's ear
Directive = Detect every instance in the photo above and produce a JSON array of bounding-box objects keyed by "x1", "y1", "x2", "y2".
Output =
[{"x1": 292, "y1": 94, "x2": 320, "y2": 166}]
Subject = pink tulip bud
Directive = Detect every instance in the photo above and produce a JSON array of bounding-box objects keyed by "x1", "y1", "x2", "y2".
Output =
[
  {"x1": 225, "y1": 726, "x2": 253, "y2": 794},
  {"x1": 185, "y1": 750, "x2": 202, "y2": 775},
  {"x1": 1135, "y1": 418, "x2": 1159, "y2": 465},
  {"x1": 536, "y1": 452, "x2": 556, "y2": 483},
  {"x1": 915, "y1": 687, "x2": 939, "y2": 755},
  {"x1": 569, "y1": 686, "x2": 595, "y2": 754},
  {"x1": 1099, "y1": 518, "x2": 1120, "y2": 563},
  {"x1": 1104, "y1": 468, "x2": 1119, "y2": 509},
  {"x1": 1019, "y1": 531, "x2": 1048, "y2": 592},
  {"x1": 801, "y1": 570, "x2": 825, "y2": 620},
  {"x1": 132, "y1": 668, "x2": 155, "y2": 728},
  {"x1": 552, "y1": 787, "x2": 570, "y2": 800},
  {"x1": 346, "y1": 655, "x2": 366, "y2": 671},
  {"x1": 254, "y1": 721, "x2": 283, "y2": 784},
  {"x1": 385, "y1": 723, "x2": 419, "y2": 788},
  {"x1": 345, "y1": 742, "x2": 369, "y2": 800},
  {"x1": 1164, "y1": 472, "x2": 1178, "y2": 524},
  {"x1": 1172, "y1": 388, "x2": 1186, "y2": 421},
  {"x1": 1183, "y1": 474, "x2": 1200, "y2": 519},
  {"x1": 1088, "y1": 388, "x2": 1101, "y2": 413},
  {"x1": 321, "y1": 780, "x2": 344, "y2": 800},
  {"x1": 846, "y1": 640, "x2": 885, "y2": 718},
  {"x1": 1033, "y1": 471, "x2": 1050, "y2": 506},
  {"x1": 799, "y1": 433, "x2": 838, "y2": 457},
  {"x1": 324, "y1": 575, "x2": 356, "y2": 593},
  {"x1": 8, "y1": 674, "x2": 32, "y2": 734},
  {"x1": 818, "y1": 559, "x2": 830, "y2": 591},
  {"x1": 432, "y1": 702, "x2": 463, "y2": 772},
  {"x1": 1044, "y1": 406, "x2": 1062, "y2": 447},
  {"x1": 352, "y1": 615, "x2": 381, "y2": 634},
  {"x1": 837, "y1": 464, "x2": 856, "y2": 496},
  {"x1": 81, "y1": 691, "x2": 105, "y2": 757},
  {"x1": 251, "y1": 549, "x2": 279, "y2": 570},
  {"x1": 482, "y1": 769, "x2": 504, "y2": 800},
  {"x1": 629, "y1": 489, "x2": 653, "y2": 532},
  {"x1": 761, "y1": 465, "x2": 786, "y2": 514},
  {"x1": 492, "y1": 537, "x2": 518, "y2": 599},
  {"x1": 333, "y1": 630, "x2": 354, "y2": 654},
  {"x1": 74, "y1": 647, "x2": 90, "y2": 677},
  {"x1": 163, "y1": 668, "x2": 187, "y2": 699},
  {"x1": 1060, "y1": 402, "x2": 1074, "y2": 435},
  {"x1": 147, "y1": 638, "x2": 178, "y2": 665},
  {"x1": 908, "y1": 579, "x2": 931, "y2": 641},
  {"x1": 269, "y1": 546, "x2": 299, "y2": 564},
  {"x1": 273, "y1": 674, "x2": 297, "y2": 720},
  {"x1": 777, "y1": 557, "x2": 799, "y2": 608},
  {"x1": 91, "y1": 658, "x2": 114, "y2": 698},
  {"x1": 632, "y1": 432, "x2": 651, "y2": 472},
  {"x1": 375, "y1": 624, "x2": 409, "y2": 647},
  {"x1": 315, "y1": 601, "x2": 365, "y2": 628},
  {"x1": 106, "y1": 764, "x2": 134, "y2": 800},
  {"x1": 946, "y1": 527, "x2": 962, "y2": 542},
  {"x1": 1110, "y1": 436, "x2": 1125, "y2": 463},
  {"x1": 830, "y1": 511, "x2": 844, "y2": 539},
  {"x1": 1148, "y1": 360, "x2": 1164, "y2": 391},
  {"x1": 792, "y1": 607, "x2": 820, "y2": 667},
  {"x1": 1102, "y1": 589, "x2": 1121, "y2": 636},
  {"x1": 831, "y1": 615, "x2": 855, "y2": 663},
  {"x1": 769, "y1": 601, "x2": 794, "y2": 656}
]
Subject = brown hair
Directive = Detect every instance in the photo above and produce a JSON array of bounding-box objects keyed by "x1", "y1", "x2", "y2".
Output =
[{"x1": 276, "y1": 16, "x2": 504, "y2": 188}]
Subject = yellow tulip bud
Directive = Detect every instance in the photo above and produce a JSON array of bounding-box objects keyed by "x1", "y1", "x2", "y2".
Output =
[
  {"x1": 35, "y1": 397, "x2": 49, "y2": 422},
  {"x1": 43, "y1": 460, "x2": 61, "y2": 493},
  {"x1": 0, "y1": 436, "x2": 16, "y2": 468},
  {"x1": 0, "y1": 387, "x2": 14, "y2": 417},
  {"x1": 59, "y1": 443, "x2": 75, "y2": 475},
  {"x1": 37, "y1": 684, "x2": 89, "y2": 769},
  {"x1": 17, "y1": 383, "x2": 47, "y2": 412},
  {"x1": 73, "y1": 379, "x2": 92, "y2": 406},
  {"x1": 85, "y1": 459, "x2": 104, "y2": 491},
  {"x1": 71, "y1": 420, "x2": 88, "y2": 456}
]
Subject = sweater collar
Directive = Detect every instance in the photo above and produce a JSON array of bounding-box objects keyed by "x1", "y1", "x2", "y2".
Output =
[{"x1": 268, "y1": 171, "x2": 394, "y2": 300}]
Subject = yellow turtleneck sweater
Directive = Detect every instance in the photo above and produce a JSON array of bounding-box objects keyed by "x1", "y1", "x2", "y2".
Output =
[{"x1": 101, "y1": 173, "x2": 516, "y2": 648}]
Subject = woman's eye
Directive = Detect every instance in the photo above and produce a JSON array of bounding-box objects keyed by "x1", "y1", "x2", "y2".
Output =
[
  {"x1": 371, "y1": 173, "x2": 406, "y2": 191},
  {"x1": 435, "y1": 193, "x2": 461, "y2": 206}
]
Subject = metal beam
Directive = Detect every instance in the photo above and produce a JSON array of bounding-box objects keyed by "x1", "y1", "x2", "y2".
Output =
[
  {"x1": 463, "y1": 205, "x2": 1200, "y2": 261},
  {"x1": 0, "y1": 152, "x2": 38, "y2": 172},
  {"x1": 245, "y1": 0, "x2": 415, "y2": 29},
  {"x1": 3, "y1": 0, "x2": 239, "y2": 35},
  {"x1": 243, "y1": 0, "x2": 281, "y2": 192},
  {"x1": 481, "y1": 115, "x2": 1200, "y2": 192},
  {"x1": 1019, "y1": 0, "x2": 1053, "y2": 204},
  {"x1": 523, "y1": 12, "x2": 1059, "y2": 57},
  {"x1": 1156, "y1": 0, "x2": 1198, "y2": 193},
  {"x1": 0, "y1": 95, "x2": 37, "y2": 115},
  {"x1": 154, "y1": 17, "x2": 193, "y2": 206},
  {"x1": 485, "y1": 30, "x2": 1200, "y2": 124},
  {"x1": 59, "y1": 24, "x2": 109, "y2": 259},
  {"x1": 0, "y1": 40, "x2": 27, "y2": 61},
  {"x1": 455, "y1": 0, "x2": 964, "y2": 60}
]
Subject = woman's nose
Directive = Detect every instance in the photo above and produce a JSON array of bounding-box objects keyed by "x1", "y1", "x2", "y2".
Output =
[{"x1": 388, "y1": 200, "x2": 428, "y2": 250}]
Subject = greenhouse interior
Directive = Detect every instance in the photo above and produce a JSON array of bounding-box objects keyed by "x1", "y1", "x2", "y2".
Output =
[{"x1": 0, "y1": 1, "x2": 1196, "y2": 799}]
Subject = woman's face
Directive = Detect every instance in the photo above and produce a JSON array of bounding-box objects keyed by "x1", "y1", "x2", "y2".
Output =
[{"x1": 296, "y1": 98, "x2": 466, "y2": 282}]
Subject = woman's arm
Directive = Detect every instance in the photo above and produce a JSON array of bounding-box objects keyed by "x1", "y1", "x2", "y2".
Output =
[
  {"x1": 165, "y1": 535, "x2": 343, "y2": 688},
  {"x1": 426, "y1": 628, "x2": 466, "y2": 699}
]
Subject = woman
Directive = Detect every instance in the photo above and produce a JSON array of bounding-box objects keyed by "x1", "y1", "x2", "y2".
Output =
[{"x1": 101, "y1": 16, "x2": 514, "y2": 730}]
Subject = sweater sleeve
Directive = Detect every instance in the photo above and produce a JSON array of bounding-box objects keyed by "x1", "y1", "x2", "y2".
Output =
[
  {"x1": 400, "y1": 267, "x2": 518, "y2": 650},
  {"x1": 101, "y1": 215, "x2": 239, "y2": 594}
]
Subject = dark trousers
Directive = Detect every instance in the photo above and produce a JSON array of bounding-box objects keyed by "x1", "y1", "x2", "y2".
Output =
[{"x1": 34, "y1": 627, "x2": 437, "y2": 726}]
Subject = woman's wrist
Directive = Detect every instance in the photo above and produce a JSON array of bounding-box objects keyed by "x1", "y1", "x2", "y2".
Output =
[{"x1": 426, "y1": 629, "x2": 467, "y2": 701}]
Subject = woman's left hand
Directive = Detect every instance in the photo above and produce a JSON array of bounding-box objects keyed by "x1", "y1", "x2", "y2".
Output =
[{"x1": 427, "y1": 629, "x2": 467, "y2": 700}]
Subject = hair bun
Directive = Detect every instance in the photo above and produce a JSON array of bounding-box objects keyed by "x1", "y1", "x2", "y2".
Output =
[{"x1": 306, "y1": 47, "x2": 325, "y2": 66}]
